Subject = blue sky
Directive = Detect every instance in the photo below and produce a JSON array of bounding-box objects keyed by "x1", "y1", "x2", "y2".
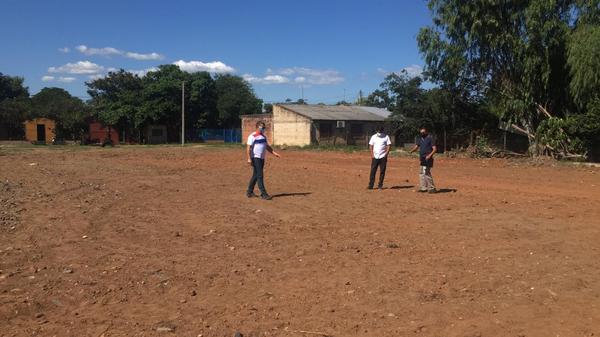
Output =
[{"x1": 0, "y1": 0, "x2": 432, "y2": 104}]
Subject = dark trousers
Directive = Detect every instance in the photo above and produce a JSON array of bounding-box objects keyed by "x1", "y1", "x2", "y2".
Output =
[
  {"x1": 247, "y1": 158, "x2": 267, "y2": 195},
  {"x1": 368, "y1": 157, "x2": 388, "y2": 188}
]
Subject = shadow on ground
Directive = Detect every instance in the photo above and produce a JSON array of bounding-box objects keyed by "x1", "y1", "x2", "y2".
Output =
[
  {"x1": 435, "y1": 188, "x2": 457, "y2": 193},
  {"x1": 271, "y1": 192, "x2": 312, "y2": 199},
  {"x1": 389, "y1": 185, "x2": 415, "y2": 190}
]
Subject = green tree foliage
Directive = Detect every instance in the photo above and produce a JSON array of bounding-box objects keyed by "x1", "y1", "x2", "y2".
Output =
[
  {"x1": 418, "y1": 0, "x2": 600, "y2": 157},
  {"x1": 87, "y1": 69, "x2": 144, "y2": 141},
  {"x1": 0, "y1": 73, "x2": 30, "y2": 139},
  {"x1": 0, "y1": 73, "x2": 29, "y2": 101},
  {"x1": 87, "y1": 67, "x2": 259, "y2": 141},
  {"x1": 568, "y1": 24, "x2": 600, "y2": 108},
  {"x1": 365, "y1": 70, "x2": 495, "y2": 147},
  {"x1": 31, "y1": 87, "x2": 88, "y2": 140},
  {"x1": 263, "y1": 103, "x2": 273, "y2": 114},
  {"x1": 215, "y1": 74, "x2": 262, "y2": 127}
]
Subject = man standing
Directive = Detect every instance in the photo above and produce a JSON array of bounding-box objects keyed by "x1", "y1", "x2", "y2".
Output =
[
  {"x1": 368, "y1": 126, "x2": 392, "y2": 190},
  {"x1": 247, "y1": 121, "x2": 280, "y2": 200},
  {"x1": 411, "y1": 127, "x2": 437, "y2": 193}
]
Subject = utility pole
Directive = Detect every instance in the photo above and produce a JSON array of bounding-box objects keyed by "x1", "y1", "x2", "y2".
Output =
[
  {"x1": 301, "y1": 85, "x2": 304, "y2": 102},
  {"x1": 181, "y1": 81, "x2": 185, "y2": 146}
]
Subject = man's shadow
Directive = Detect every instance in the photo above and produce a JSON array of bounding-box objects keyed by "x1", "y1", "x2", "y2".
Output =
[
  {"x1": 435, "y1": 188, "x2": 458, "y2": 193},
  {"x1": 389, "y1": 185, "x2": 415, "y2": 190},
  {"x1": 388, "y1": 186, "x2": 458, "y2": 193},
  {"x1": 271, "y1": 192, "x2": 312, "y2": 199}
]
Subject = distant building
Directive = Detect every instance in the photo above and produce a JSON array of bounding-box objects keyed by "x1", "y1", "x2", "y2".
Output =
[
  {"x1": 88, "y1": 120, "x2": 119, "y2": 145},
  {"x1": 23, "y1": 118, "x2": 56, "y2": 144},
  {"x1": 145, "y1": 125, "x2": 168, "y2": 144},
  {"x1": 241, "y1": 104, "x2": 392, "y2": 146}
]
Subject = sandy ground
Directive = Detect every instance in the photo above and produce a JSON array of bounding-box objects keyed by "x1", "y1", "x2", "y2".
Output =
[{"x1": 1, "y1": 145, "x2": 599, "y2": 337}]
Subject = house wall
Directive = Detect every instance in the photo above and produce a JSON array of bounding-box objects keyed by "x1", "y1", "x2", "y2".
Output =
[
  {"x1": 145, "y1": 125, "x2": 168, "y2": 144},
  {"x1": 315, "y1": 120, "x2": 388, "y2": 146},
  {"x1": 89, "y1": 122, "x2": 119, "y2": 144},
  {"x1": 24, "y1": 118, "x2": 56, "y2": 144},
  {"x1": 272, "y1": 105, "x2": 311, "y2": 146},
  {"x1": 241, "y1": 114, "x2": 273, "y2": 143}
]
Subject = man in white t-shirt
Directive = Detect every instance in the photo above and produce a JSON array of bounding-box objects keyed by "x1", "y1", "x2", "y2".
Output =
[
  {"x1": 246, "y1": 121, "x2": 280, "y2": 200},
  {"x1": 368, "y1": 126, "x2": 392, "y2": 190}
]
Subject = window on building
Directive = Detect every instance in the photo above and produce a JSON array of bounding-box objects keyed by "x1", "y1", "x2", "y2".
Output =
[
  {"x1": 350, "y1": 123, "x2": 363, "y2": 137},
  {"x1": 319, "y1": 123, "x2": 333, "y2": 138}
]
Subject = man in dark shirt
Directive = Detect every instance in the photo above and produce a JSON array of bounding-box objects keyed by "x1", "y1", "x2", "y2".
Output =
[{"x1": 410, "y1": 127, "x2": 437, "y2": 193}]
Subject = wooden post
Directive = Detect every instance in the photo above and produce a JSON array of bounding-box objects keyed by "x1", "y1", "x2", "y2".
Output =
[
  {"x1": 181, "y1": 81, "x2": 185, "y2": 146},
  {"x1": 443, "y1": 127, "x2": 447, "y2": 152}
]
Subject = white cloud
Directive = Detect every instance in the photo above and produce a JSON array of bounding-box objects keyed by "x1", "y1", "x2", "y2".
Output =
[
  {"x1": 57, "y1": 77, "x2": 76, "y2": 83},
  {"x1": 48, "y1": 61, "x2": 105, "y2": 74},
  {"x1": 378, "y1": 65, "x2": 423, "y2": 78},
  {"x1": 58, "y1": 47, "x2": 70, "y2": 53},
  {"x1": 76, "y1": 45, "x2": 122, "y2": 56},
  {"x1": 129, "y1": 67, "x2": 159, "y2": 77},
  {"x1": 88, "y1": 74, "x2": 105, "y2": 80},
  {"x1": 402, "y1": 64, "x2": 423, "y2": 78},
  {"x1": 243, "y1": 74, "x2": 290, "y2": 84},
  {"x1": 174, "y1": 60, "x2": 235, "y2": 73},
  {"x1": 74, "y1": 45, "x2": 163, "y2": 61},
  {"x1": 41, "y1": 75, "x2": 77, "y2": 83},
  {"x1": 125, "y1": 52, "x2": 164, "y2": 61},
  {"x1": 244, "y1": 67, "x2": 344, "y2": 86}
]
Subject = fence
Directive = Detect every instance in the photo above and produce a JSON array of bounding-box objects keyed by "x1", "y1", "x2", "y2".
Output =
[{"x1": 198, "y1": 129, "x2": 241, "y2": 143}]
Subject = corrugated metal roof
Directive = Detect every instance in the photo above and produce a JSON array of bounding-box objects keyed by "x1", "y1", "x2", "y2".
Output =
[{"x1": 277, "y1": 104, "x2": 391, "y2": 121}]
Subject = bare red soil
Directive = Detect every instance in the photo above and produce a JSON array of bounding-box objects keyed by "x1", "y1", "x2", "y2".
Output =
[{"x1": 1, "y1": 146, "x2": 599, "y2": 337}]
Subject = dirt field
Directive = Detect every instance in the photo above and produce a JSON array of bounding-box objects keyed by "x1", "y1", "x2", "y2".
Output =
[{"x1": 1, "y1": 145, "x2": 599, "y2": 337}]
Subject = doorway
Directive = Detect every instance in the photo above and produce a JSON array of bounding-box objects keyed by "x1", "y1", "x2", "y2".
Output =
[{"x1": 36, "y1": 124, "x2": 46, "y2": 142}]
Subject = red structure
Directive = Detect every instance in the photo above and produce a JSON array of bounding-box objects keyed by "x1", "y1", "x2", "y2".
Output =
[{"x1": 89, "y1": 121, "x2": 119, "y2": 145}]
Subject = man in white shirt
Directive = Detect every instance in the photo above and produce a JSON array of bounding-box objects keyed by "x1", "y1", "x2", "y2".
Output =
[
  {"x1": 368, "y1": 126, "x2": 392, "y2": 190},
  {"x1": 246, "y1": 121, "x2": 280, "y2": 200}
]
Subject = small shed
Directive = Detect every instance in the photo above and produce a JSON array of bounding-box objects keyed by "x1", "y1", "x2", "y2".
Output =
[
  {"x1": 89, "y1": 121, "x2": 119, "y2": 145},
  {"x1": 145, "y1": 125, "x2": 168, "y2": 144},
  {"x1": 24, "y1": 118, "x2": 56, "y2": 144}
]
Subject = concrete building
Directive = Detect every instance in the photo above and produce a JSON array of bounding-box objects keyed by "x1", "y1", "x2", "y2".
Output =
[
  {"x1": 241, "y1": 104, "x2": 392, "y2": 146},
  {"x1": 23, "y1": 118, "x2": 56, "y2": 144}
]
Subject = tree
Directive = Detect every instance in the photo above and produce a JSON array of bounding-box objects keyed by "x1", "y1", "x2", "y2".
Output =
[
  {"x1": 187, "y1": 71, "x2": 218, "y2": 129},
  {"x1": 0, "y1": 73, "x2": 30, "y2": 139},
  {"x1": 263, "y1": 103, "x2": 273, "y2": 114},
  {"x1": 567, "y1": 24, "x2": 600, "y2": 109},
  {"x1": 364, "y1": 70, "x2": 496, "y2": 148},
  {"x1": 215, "y1": 74, "x2": 262, "y2": 127},
  {"x1": 417, "y1": 0, "x2": 575, "y2": 150},
  {"x1": 31, "y1": 87, "x2": 88, "y2": 140},
  {"x1": 87, "y1": 69, "x2": 144, "y2": 141},
  {"x1": 0, "y1": 73, "x2": 28, "y2": 101}
]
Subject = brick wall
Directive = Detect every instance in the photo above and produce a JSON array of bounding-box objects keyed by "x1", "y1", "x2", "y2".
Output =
[{"x1": 241, "y1": 114, "x2": 273, "y2": 143}]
